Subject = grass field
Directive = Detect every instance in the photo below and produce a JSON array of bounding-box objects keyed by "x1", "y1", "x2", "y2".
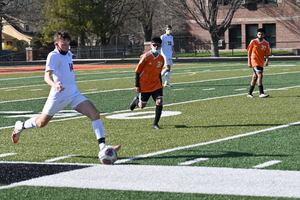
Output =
[{"x1": 0, "y1": 60, "x2": 299, "y2": 199}]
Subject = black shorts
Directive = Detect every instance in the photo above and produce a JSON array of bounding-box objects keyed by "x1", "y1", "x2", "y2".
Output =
[
  {"x1": 139, "y1": 88, "x2": 163, "y2": 103},
  {"x1": 253, "y1": 66, "x2": 264, "y2": 73}
]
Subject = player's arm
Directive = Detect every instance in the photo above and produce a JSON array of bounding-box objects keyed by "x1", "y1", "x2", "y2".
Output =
[
  {"x1": 44, "y1": 70, "x2": 65, "y2": 93},
  {"x1": 172, "y1": 46, "x2": 178, "y2": 59},
  {"x1": 159, "y1": 73, "x2": 162, "y2": 86},
  {"x1": 134, "y1": 72, "x2": 140, "y2": 93},
  {"x1": 265, "y1": 55, "x2": 269, "y2": 66}
]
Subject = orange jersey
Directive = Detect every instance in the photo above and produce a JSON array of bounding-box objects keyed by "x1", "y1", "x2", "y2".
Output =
[
  {"x1": 247, "y1": 38, "x2": 270, "y2": 67},
  {"x1": 135, "y1": 51, "x2": 164, "y2": 93}
]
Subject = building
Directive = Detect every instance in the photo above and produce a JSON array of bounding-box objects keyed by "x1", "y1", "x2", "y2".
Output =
[
  {"x1": 186, "y1": 0, "x2": 300, "y2": 52},
  {"x1": 1, "y1": 15, "x2": 41, "y2": 52}
]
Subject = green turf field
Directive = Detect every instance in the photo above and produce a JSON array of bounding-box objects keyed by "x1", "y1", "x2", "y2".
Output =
[{"x1": 0, "y1": 61, "x2": 299, "y2": 199}]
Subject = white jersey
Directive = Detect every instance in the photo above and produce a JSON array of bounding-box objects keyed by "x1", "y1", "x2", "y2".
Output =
[
  {"x1": 45, "y1": 50, "x2": 80, "y2": 101},
  {"x1": 160, "y1": 34, "x2": 174, "y2": 58}
]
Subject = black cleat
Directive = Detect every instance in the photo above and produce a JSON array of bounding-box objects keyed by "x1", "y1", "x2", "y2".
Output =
[
  {"x1": 130, "y1": 96, "x2": 138, "y2": 111},
  {"x1": 152, "y1": 124, "x2": 162, "y2": 129}
]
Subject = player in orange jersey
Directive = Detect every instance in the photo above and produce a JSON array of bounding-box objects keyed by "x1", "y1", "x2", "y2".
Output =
[
  {"x1": 247, "y1": 28, "x2": 271, "y2": 98},
  {"x1": 129, "y1": 37, "x2": 164, "y2": 129}
]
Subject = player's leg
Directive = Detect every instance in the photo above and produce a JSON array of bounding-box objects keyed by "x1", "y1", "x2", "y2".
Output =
[
  {"x1": 247, "y1": 68, "x2": 258, "y2": 98},
  {"x1": 164, "y1": 58, "x2": 173, "y2": 87},
  {"x1": 161, "y1": 56, "x2": 168, "y2": 77},
  {"x1": 74, "y1": 98, "x2": 120, "y2": 151},
  {"x1": 130, "y1": 93, "x2": 149, "y2": 110},
  {"x1": 130, "y1": 93, "x2": 141, "y2": 111},
  {"x1": 254, "y1": 67, "x2": 268, "y2": 97},
  {"x1": 11, "y1": 97, "x2": 64, "y2": 143},
  {"x1": 152, "y1": 88, "x2": 163, "y2": 129}
]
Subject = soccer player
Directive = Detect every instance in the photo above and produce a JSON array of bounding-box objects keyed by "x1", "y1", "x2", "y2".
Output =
[
  {"x1": 247, "y1": 28, "x2": 271, "y2": 98},
  {"x1": 11, "y1": 31, "x2": 120, "y2": 155},
  {"x1": 160, "y1": 25, "x2": 178, "y2": 87},
  {"x1": 129, "y1": 37, "x2": 164, "y2": 129}
]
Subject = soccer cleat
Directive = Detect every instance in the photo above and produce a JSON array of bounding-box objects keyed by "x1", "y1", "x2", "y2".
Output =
[
  {"x1": 164, "y1": 83, "x2": 172, "y2": 87},
  {"x1": 112, "y1": 144, "x2": 121, "y2": 151},
  {"x1": 247, "y1": 94, "x2": 254, "y2": 98},
  {"x1": 130, "y1": 96, "x2": 138, "y2": 111},
  {"x1": 259, "y1": 93, "x2": 269, "y2": 98},
  {"x1": 152, "y1": 124, "x2": 162, "y2": 129},
  {"x1": 11, "y1": 121, "x2": 23, "y2": 143}
]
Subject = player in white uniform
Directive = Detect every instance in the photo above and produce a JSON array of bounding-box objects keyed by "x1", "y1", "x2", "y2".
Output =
[
  {"x1": 160, "y1": 25, "x2": 177, "y2": 87},
  {"x1": 11, "y1": 31, "x2": 120, "y2": 155}
]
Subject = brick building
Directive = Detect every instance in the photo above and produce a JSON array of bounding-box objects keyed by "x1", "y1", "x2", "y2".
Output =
[{"x1": 186, "y1": 0, "x2": 300, "y2": 52}]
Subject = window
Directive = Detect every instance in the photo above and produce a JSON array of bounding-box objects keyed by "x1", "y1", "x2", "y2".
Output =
[
  {"x1": 25, "y1": 25, "x2": 30, "y2": 32},
  {"x1": 229, "y1": 25, "x2": 242, "y2": 49},
  {"x1": 263, "y1": 24, "x2": 276, "y2": 48},
  {"x1": 246, "y1": 24, "x2": 258, "y2": 47}
]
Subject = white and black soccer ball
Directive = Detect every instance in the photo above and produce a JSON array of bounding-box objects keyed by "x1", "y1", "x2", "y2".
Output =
[{"x1": 98, "y1": 146, "x2": 117, "y2": 164}]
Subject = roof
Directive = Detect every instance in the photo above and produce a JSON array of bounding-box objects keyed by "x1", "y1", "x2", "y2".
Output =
[{"x1": 2, "y1": 32, "x2": 15, "y2": 39}]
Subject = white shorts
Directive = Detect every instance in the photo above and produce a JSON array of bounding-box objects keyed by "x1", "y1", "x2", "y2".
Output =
[
  {"x1": 164, "y1": 57, "x2": 173, "y2": 66},
  {"x1": 42, "y1": 94, "x2": 88, "y2": 116}
]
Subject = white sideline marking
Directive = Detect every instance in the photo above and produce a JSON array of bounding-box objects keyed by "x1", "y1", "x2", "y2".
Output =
[
  {"x1": 202, "y1": 88, "x2": 215, "y2": 90},
  {"x1": 45, "y1": 155, "x2": 77, "y2": 163},
  {"x1": 253, "y1": 160, "x2": 282, "y2": 169},
  {"x1": 5, "y1": 165, "x2": 300, "y2": 198},
  {"x1": 178, "y1": 158, "x2": 209, "y2": 165},
  {"x1": 29, "y1": 89, "x2": 43, "y2": 91},
  {"x1": 235, "y1": 88, "x2": 247, "y2": 91},
  {"x1": 0, "y1": 153, "x2": 16, "y2": 158}
]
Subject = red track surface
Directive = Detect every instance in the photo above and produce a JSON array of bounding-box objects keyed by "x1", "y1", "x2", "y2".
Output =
[{"x1": 0, "y1": 64, "x2": 136, "y2": 74}]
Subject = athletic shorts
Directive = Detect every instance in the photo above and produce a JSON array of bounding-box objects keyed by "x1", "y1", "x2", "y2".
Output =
[
  {"x1": 42, "y1": 94, "x2": 88, "y2": 116},
  {"x1": 253, "y1": 66, "x2": 264, "y2": 73},
  {"x1": 139, "y1": 88, "x2": 163, "y2": 104},
  {"x1": 164, "y1": 57, "x2": 173, "y2": 66}
]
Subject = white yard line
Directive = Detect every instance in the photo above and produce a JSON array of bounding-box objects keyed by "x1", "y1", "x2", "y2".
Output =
[
  {"x1": 253, "y1": 160, "x2": 282, "y2": 169},
  {"x1": 115, "y1": 121, "x2": 300, "y2": 164},
  {"x1": 0, "y1": 153, "x2": 16, "y2": 158},
  {"x1": 1, "y1": 84, "x2": 300, "y2": 130},
  {"x1": 45, "y1": 155, "x2": 77, "y2": 163}
]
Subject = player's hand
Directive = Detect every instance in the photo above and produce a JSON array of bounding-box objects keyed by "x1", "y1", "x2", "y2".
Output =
[
  {"x1": 134, "y1": 87, "x2": 140, "y2": 93},
  {"x1": 265, "y1": 61, "x2": 269, "y2": 66},
  {"x1": 56, "y1": 82, "x2": 65, "y2": 93}
]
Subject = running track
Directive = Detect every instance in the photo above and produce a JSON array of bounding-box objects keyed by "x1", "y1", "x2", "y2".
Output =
[{"x1": 0, "y1": 64, "x2": 136, "y2": 74}]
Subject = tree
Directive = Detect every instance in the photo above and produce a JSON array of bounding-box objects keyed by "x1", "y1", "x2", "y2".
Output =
[
  {"x1": 42, "y1": 0, "x2": 92, "y2": 46},
  {"x1": 42, "y1": 0, "x2": 135, "y2": 46},
  {"x1": 131, "y1": 0, "x2": 158, "y2": 42},
  {"x1": 88, "y1": 0, "x2": 136, "y2": 45},
  {"x1": 165, "y1": 0, "x2": 243, "y2": 57}
]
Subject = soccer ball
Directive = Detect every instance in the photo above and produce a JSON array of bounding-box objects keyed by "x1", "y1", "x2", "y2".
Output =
[{"x1": 98, "y1": 146, "x2": 117, "y2": 164}]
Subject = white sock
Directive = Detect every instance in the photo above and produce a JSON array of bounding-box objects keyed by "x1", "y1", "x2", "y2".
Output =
[
  {"x1": 165, "y1": 71, "x2": 170, "y2": 84},
  {"x1": 23, "y1": 118, "x2": 37, "y2": 129},
  {"x1": 161, "y1": 69, "x2": 167, "y2": 76},
  {"x1": 92, "y1": 119, "x2": 105, "y2": 139},
  {"x1": 99, "y1": 143, "x2": 107, "y2": 150}
]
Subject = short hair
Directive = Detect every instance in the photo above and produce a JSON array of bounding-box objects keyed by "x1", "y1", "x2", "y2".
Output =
[
  {"x1": 166, "y1": 25, "x2": 172, "y2": 29},
  {"x1": 257, "y1": 28, "x2": 265, "y2": 34},
  {"x1": 151, "y1": 37, "x2": 162, "y2": 44},
  {"x1": 54, "y1": 31, "x2": 71, "y2": 42}
]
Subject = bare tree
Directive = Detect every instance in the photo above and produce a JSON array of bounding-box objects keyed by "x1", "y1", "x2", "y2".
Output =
[{"x1": 165, "y1": 0, "x2": 243, "y2": 57}]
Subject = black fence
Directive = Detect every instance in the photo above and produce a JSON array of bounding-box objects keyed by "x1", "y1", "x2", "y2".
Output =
[{"x1": 0, "y1": 40, "x2": 299, "y2": 62}]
